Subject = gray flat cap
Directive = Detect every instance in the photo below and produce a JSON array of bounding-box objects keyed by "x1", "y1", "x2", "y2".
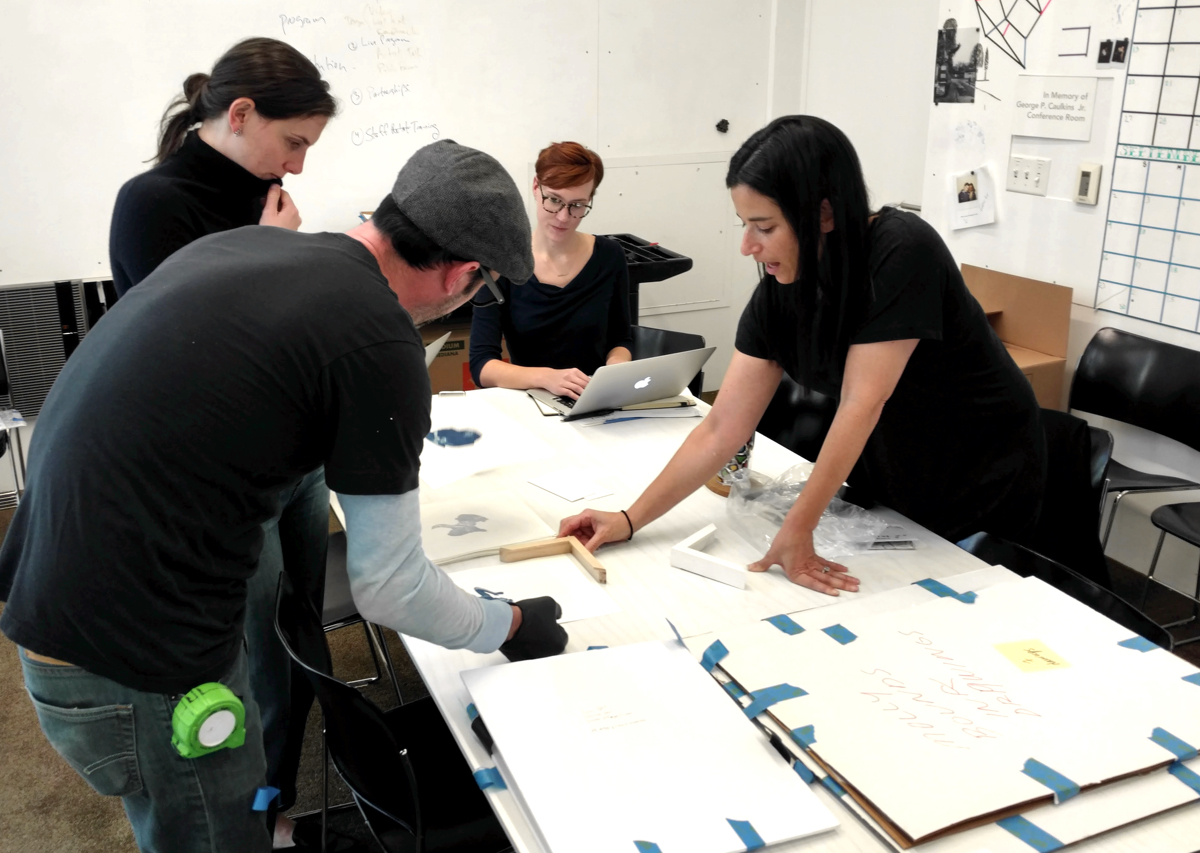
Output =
[{"x1": 392, "y1": 140, "x2": 533, "y2": 283}]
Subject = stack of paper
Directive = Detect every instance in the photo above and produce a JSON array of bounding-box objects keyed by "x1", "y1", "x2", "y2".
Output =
[
  {"x1": 682, "y1": 573, "x2": 1200, "y2": 849},
  {"x1": 463, "y1": 641, "x2": 839, "y2": 853},
  {"x1": 421, "y1": 492, "x2": 553, "y2": 565},
  {"x1": 420, "y1": 394, "x2": 554, "y2": 489}
]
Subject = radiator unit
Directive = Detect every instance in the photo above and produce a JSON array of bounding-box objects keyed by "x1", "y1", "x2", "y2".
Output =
[{"x1": 0, "y1": 280, "x2": 94, "y2": 418}]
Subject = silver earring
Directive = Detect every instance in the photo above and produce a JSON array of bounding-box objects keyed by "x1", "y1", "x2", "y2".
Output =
[{"x1": 233, "y1": 128, "x2": 243, "y2": 137}]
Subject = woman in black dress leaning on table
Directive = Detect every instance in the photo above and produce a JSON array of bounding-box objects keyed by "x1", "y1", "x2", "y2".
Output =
[
  {"x1": 469, "y1": 141, "x2": 634, "y2": 399},
  {"x1": 107, "y1": 37, "x2": 336, "y2": 845},
  {"x1": 561, "y1": 116, "x2": 1046, "y2": 594}
]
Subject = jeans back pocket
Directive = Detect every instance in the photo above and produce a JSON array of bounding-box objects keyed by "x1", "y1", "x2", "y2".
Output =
[{"x1": 26, "y1": 693, "x2": 143, "y2": 798}]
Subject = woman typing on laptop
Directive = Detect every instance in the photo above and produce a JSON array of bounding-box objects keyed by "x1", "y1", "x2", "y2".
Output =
[{"x1": 469, "y1": 141, "x2": 634, "y2": 400}]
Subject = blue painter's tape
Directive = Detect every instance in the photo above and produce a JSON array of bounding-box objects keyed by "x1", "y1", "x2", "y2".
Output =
[
  {"x1": 821, "y1": 624, "x2": 857, "y2": 645},
  {"x1": 765, "y1": 614, "x2": 805, "y2": 635},
  {"x1": 1022, "y1": 758, "x2": 1080, "y2": 803},
  {"x1": 792, "y1": 759, "x2": 815, "y2": 784},
  {"x1": 633, "y1": 842, "x2": 662, "y2": 853},
  {"x1": 252, "y1": 786, "x2": 280, "y2": 812},
  {"x1": 822, "y1": 775, "x2": 847, "y2": 797},
  {"x1": 743, "y1": 683, "x2": 807, "y2": 719},
  {"x1": 587, "y1": 645, "x2": 608, "y2": 650},
  {"x1": 790, "y1": 725, "x2": 816, "y2": 748},
  {"x1": 727, "y1": 819, "x2": 765, "y2": 850},
  {"x1": 1118, "y1": 636, "x2": 1159, "y2": 652},
  {"x1": 466, "y1": 703, "x2": 478, "y2": 721},
  {"x1": 666, "y1": 618, "x2": 685, "y2": 646},
  {"x1": 1151, "y1": 727, "x2": 1199, "y2": 761},
  {"x1": 701, "y1": 640, "x2": 729, "y2": 672},
  {"x1": 1185, "y1": 673, "x2": 1200, "y2": 687},
  {"x1": 1169, "y1": 761, "x2": 1200, "y2": 795},
  {"x1": 913, "y1": 578, "x2": 977, "y2": 603},
  {"x1": 725, "y1": 681, "x2": 747, "y2": 700},
  {"x1": 997, "y1": 815, "x2": 1065, "y2": 851},
  {"x1": 473, "y1": 767, "x2": 507, "y2": 791}
]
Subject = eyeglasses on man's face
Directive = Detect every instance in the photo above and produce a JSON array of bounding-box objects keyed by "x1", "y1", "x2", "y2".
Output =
[
  {"x1": 540, "y1": 188, "x2": 592, "y2": 219},
  {"x1": 471, "y1": 268, "x2": 506, "y2": 308}
]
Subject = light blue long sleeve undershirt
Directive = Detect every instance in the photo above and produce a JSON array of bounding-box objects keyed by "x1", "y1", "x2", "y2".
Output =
[{"x1": 337, "y1": 490, "x2": 514, "y2": 653}]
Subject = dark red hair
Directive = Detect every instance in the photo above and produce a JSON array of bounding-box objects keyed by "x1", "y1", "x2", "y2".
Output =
[{"x1": 535, "y1": 141, "x2": 604, "y2": 194}]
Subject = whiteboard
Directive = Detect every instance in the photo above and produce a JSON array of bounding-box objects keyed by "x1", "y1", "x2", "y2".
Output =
[{"x1": 0, "y1": 0, "x2": 768, "y2": 288}]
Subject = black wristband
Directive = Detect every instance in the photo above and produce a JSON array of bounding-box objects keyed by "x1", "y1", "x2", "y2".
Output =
[{"x1": 620, "y1": 509, "x2": 634, "y2": 541}]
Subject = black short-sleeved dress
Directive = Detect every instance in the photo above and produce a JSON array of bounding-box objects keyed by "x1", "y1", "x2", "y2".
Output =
[
  {"x1": 736, "y1": 208, "x2": 1045, "y2": 542},
  {"x1": 469, "y1": 235, "x2": 634, "y2": 385}
]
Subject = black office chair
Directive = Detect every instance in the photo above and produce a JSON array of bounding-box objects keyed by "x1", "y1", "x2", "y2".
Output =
[
  {"x1": 1024, "y1": 409, "x2": 1114, "y2": 589},
  {"x1": 958, "y1": 532, "x2": 1174, "y2": 651},
  {"x1": 275, "y1": 572, "x2": 511, "y2": 853},
  {"x1": 755, "y1": 374, "x2": 837, "y2": 465},
  {"x1": 1141, "y1": 503, "x2": 1200, "y2": 646},
  {"x1": 1070, "y1": 328, "x2": 1200, "y2": 549},
  {"x1": 629, "y1": 325, "x2": 706, "y2": 397}
]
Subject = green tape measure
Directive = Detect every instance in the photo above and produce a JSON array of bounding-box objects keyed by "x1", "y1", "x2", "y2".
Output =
[{"x1": 171, "y1": 682, "x2": 246, "y2": 759}]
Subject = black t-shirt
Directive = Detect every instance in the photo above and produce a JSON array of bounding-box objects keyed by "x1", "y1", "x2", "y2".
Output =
[
  {"x1": 736, "y1": 208, "x2": 1045, "y2": 541},
  {"x1": 469, "y1": 235, "x2": 634, "y2": 384},
  {"x1": 109, "y1": 132, "x2": 276, "y2": 297},
  {"x1": 0, "y1": 227, "x2": 430, "y2": 694}
]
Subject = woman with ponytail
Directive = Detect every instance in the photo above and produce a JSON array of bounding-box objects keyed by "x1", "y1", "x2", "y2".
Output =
[
  {"x1": 561, "y1": 116, "x2": 1045, "y2": 593},
  {"x1": 109, "y1": 37, "x2": 336, "y2": 296}
]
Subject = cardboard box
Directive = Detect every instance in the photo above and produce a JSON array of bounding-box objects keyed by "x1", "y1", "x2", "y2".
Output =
[
  {"x1": 960, "y1": 265, "x2": 1072, "y2": 410},
  {"x1": 420, "y1": 323, "x2": 509, "y2": 393}
]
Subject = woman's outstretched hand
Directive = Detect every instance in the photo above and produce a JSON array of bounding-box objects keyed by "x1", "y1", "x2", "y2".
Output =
[
  {"x1": 558, "y1": 508, "x2": 630, "y2": 552},
  {"x1": 747, "y1": 525, "x2": 859, "y2": 595}
]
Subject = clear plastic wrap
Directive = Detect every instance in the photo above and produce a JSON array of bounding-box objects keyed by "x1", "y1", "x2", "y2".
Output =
[{"x1": 726, "y1": 463, "x2": 888, "y2": 559}]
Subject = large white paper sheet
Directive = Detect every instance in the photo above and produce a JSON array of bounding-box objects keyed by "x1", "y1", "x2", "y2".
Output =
[
  {"x1": 446, "y1": 554, "x2": 620, "y2": 624},
  {"x1": 694, "y1": 577, "x2": 1200, "y2": 843},
  {"x1": 421, "y1": 491, "x2": 552, "y2": 565},
  {"x1": 463, "y1": 641, "x2": 838, "y2": 853},
  {"x1": 420, "y1": 395, "x2": 553, "y2": 489}
]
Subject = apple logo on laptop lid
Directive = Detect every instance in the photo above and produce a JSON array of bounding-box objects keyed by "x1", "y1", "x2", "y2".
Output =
[{"x1": 634, "y1": 377, "x2": 651, "y2": 389}]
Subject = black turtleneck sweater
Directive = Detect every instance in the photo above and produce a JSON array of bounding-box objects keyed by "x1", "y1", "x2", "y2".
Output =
[{"x1": 108, "y1": 132, "x2": 276, "y2": 297}]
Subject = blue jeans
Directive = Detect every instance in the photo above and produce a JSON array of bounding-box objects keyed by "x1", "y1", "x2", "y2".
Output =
[
  {"x1": 21, "y1": 645, "x2": 271, "y2": 853},
  {"x1": 244, "y1": 467, "x2": 329, "y2": 811}
]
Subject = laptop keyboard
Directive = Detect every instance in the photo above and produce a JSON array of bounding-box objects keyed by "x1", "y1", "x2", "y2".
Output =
[{"x1": 554, "y1": 396, "x2": 576, "y2": 408}]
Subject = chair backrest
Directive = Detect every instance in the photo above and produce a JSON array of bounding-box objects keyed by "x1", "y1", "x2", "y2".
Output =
[
  {"x1": 957, "y1": 532, "x2": 1174, "y2": 650},
  {"x1": 1088, "y1": 425, "x2": 1115, "y2": 512},
  {"x1": 1070, "y1": 327, "x2": 1200, "y2": 453},
  {"x1": 629, "y1": 325, "x2": 706, "y2": 396},
  {"x1": 273, "y1": 573, "x2": 422, "y2": 837},
  {"x1": 756, "y1": 374, "x2": 838, "y2": 465}
]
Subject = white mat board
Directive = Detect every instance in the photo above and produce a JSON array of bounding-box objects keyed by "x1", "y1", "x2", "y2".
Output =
[
  {"x1": 421, "y1": 491, "x2": 552, "y2": 565},
  {"x1": 420, "y1": 395, "x2": 554, "y2": 490}
]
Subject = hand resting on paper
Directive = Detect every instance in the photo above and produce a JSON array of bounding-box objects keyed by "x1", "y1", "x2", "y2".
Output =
[
  {"x1": 558, "y1": 508, "x2": 629, "y2": 552},
  {"x1": 500, "y1": 596, "x2": 568, "y2": 661},
  {"x1": 748, "y1": 525, "x2": 859, "y2": 596}
]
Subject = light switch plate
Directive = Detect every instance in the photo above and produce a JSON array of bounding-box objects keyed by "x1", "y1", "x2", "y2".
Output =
[{"x1": 1007, "y1": 155, "x2": 1051, "y2": 196}]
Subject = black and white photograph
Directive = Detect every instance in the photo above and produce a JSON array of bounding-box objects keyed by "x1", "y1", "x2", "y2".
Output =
[{"x1": 934, "y1": 19, "x2": 982, "y2": 104}]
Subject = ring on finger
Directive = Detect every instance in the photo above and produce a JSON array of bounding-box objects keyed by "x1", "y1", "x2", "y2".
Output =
[{"x1": 821, "y1": 566, "x2": 830, "y2": 573}]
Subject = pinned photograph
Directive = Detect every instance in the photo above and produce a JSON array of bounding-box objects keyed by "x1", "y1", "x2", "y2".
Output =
[
  {"x1": 956, "y1": 173, "x2": 980, "y2": 205},
  {"x1": 950, "y1": 165, "x2": 996, "y2": 230},
  {"x1": 934, "y1": 20, "x2": 983, "y2": 104},
  {"x1": 1113, "y1": 38, "x2": 1128, "y2": 64}
]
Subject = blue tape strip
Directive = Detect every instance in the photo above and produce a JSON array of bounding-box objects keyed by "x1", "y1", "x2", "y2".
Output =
[
  {"x1": 587, "y1": 645, "x2": 608, "y2": 650},
  {"x1": 792, "y1": 759, "x2": 815, "y2": 784},
  {"x1": 913, "y1": 578, "x2": 977, "y2": 603},
  {"x1": 764, "y1": 614, "x2": 805, "y2": 635},
  {"x1": 1169, "y1": 761, "x2": 1200, "y2": 795},
  {"x1": 725, "y1": 681, "x2": 747, "y2": 699},
  {"x1": 822, "y1": 775, "x2": 847, "y2": 797},
  {"x1": 997, "y1": 815, "x2": 1065, "y2": 852},
  {"x1": 726, "y1": 818, "x2": 765, "y2": 850},
  {"x1": 1151, "y1": 727, "x2": 1199, "y2": 761},
  {"x1": 1022, "y1": 758, "x2": 1080, "y2": 803},
  {"x1": 1186, "y1": 673, "x2": 1200, "y2": 687},
  {"x1": 473, "y1": 767, "x2": 507, "y2": 791},
  {"x1": 666, "y1": 618, "x2": 685, "y2": 646},
  {"x1": 701, "y1": 640, "x2": 729, "y2": 672},
  {"x1": 252, "y1": 786, "x2": 280, "y2": 812},
  {"x1": 790, "y1": 725, "x2": 816, "y2": 748},
  {"x1": 1118, "y1": 636, "x2": 1159, "y2": 652},
  {"x1": 633, "y1": 842, "x2": 662, "y2": 853},
  {"x1": 466, "y1": 703, "x2": 478, "y2": 721},
  {"x1": 821, "y1": 624, "x2": 857, "y2": 645},
  {"x1": 743, "y1": 683, "x2": 807, "y2": 719}
]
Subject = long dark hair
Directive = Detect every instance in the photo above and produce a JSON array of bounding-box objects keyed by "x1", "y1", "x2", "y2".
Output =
[
  {"x1": 155, "y1": 37, "x2": 337, "y2": 164},
  {"x1": 727, "y1": 116, "x2": 873, "y2": 385}
]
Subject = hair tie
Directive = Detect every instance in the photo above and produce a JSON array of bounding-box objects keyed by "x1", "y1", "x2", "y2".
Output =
[{"x1": 620, "y1": 510, "x2": 634, "y2": 541}]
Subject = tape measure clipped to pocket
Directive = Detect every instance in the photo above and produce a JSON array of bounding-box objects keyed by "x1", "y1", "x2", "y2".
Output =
[{"x1": 171, "y1": 683, "x2": 246, "y2": 759}]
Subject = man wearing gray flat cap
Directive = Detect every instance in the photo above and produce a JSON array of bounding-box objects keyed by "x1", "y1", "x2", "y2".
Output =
[{"x1": 0, "y1": 139, "x2": 566, "y2": 852}]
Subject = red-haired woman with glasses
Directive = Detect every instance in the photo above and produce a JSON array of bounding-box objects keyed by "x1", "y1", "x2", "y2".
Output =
[{"x1": 469, "y1": 141, "x2": 633, "y2": 399}]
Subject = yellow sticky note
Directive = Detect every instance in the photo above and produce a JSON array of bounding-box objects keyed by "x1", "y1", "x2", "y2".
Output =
[{"x1": 995, "y1": 640, "x2": 1070, "y2": 673}]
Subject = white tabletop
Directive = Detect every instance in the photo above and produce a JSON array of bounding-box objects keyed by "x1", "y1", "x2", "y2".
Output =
[{"x1": 398, "y1": 388, "x2": 1200, "y2": 853}]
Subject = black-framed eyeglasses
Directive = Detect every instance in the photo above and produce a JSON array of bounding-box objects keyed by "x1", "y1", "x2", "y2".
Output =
[
  {"x1": 471, "y1": 268, "x2": 505, "y2": 308},
  {"x1": 540, "y1": 189, "x2": 592, "y2": 219}
]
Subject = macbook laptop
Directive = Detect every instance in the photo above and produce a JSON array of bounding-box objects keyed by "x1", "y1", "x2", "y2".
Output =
[{"x1": 529, "y1": 347, "x2": 715, "y2": 422}]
